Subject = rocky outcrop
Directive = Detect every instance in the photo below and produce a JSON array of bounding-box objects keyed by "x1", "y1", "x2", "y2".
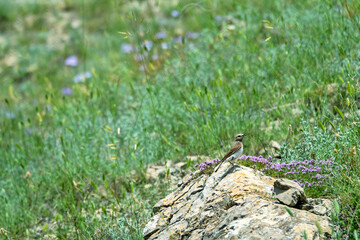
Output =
[
  {"x1": 143, "y1": 162, "x2": 333, "y2": 240},
  {"x1": 274, "y1": 178, "x2": 306, "y2": 207}
]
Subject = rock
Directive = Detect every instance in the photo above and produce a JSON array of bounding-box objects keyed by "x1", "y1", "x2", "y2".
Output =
[
  {"x1": 274, "y1": 178, "x2": 307, "y2": 207},
  {"x1": 299, "y1": 198, "x2": 333, "y2": 216},
  {"x1": 270, "y1": 140, "x2": 281, "y2": 151},
  {"x1": 257, "y1": 141, "x2": 282, "y2": 158},
  {"x1": 258, "y1": 148, "x2": 266, "y2": 156},
  {"x1": 143, "y1": 163, "x2": 332, "y2": 240}
]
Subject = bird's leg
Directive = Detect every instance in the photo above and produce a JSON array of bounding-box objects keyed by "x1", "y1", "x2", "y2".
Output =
[
  {"x1": 230, "y1": 156, "x2": 235, "y2": 166},
  {"x1": 230, "y1": 156, "x2": 240, "y2": 170}
]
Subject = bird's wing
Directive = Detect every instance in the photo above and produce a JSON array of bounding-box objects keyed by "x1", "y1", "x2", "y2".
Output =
[{"x1": 221, "y1": 142, "x2": 242, "y2": 161}]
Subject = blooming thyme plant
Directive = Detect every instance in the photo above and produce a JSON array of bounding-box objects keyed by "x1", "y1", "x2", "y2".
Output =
[
  {"x1": 189, "y1": 155, "x2": 338, "y2": 190},
  {"x1": 238, "y1": 155, "x2": 338, "y2": 189}
]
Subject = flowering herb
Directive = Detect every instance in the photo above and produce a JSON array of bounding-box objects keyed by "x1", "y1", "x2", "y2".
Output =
[
  {"x1": 171, "y1": 10, "x2": 180, "y2": 18},
  {"x1": 188, "y1": 155, "x2": 338, "y2": 189},
  {"x1": 155, "y1": 32, "x2": 166, "y2": 39},
  {"x1": 121, "y1": 43, "x2": 133, "y2": 53},
  {"x1": 61, "y1": 87, "x2": 73, "y2": 95},
  {"x1": 65, "y1": 56, "x2": 78, "y2": 67},
  {"x1": 187, "y1": 158, "x2": 220, "y2": 181},
  {"x1": 238, "y1": 155, "x2": 338, "y2": 188}
]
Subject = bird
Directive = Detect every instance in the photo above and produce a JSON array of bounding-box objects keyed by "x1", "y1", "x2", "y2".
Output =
[{"x1": 214, "y1": 133, "x2": 246, "y2": 172}]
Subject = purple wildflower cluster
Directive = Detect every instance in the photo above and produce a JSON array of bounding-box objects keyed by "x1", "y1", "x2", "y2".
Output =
[
  {"x1": 238, "y1": 155, "x2": 338, "y2": 188},
  {"x1": 187, "y1": 158, "x2": 221, "y2": 181},
  {"x1": 65, "y1": 56, "x2": 78, "y2": 67},
  {"x1": 195, "y1": 158, "x2": 221, "y2": 171},
  {"x1": 188, "y1": 155, "x2": 338, "y2": 188}
]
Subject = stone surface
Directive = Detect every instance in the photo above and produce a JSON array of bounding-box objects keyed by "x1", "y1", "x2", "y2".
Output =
[
  {"x1": 143, "y1": 163, "x2": 332, "y2": 240},
  {"x1": 258, "y1": 140, "x2": 282, "y2": 158},
  {"x1": 299, "y1": 198, "x2": 333, "y2": 216},
  {"x1": 270, "y1": 140, "x2": 281, "y2": 150},
  {"x1": 274, "y1": 178, "x2": 307, "y2": 207}
]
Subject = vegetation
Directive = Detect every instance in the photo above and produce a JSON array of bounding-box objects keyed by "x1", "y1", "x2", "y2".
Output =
[{"x1": 0, "y1": 0, "x2": 359, "y2": 239}]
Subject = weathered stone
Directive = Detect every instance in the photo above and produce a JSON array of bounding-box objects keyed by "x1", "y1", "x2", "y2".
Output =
[
  {"x1": 270, "y1": 140, "x2": 281, "y2": 150},
  {"x1": 274, "y1": 178, "x2": 307, "y2": 207},
  {"x1": 144, "y1": 163, "x2": 332, "y2": 240},
  {"x1": 257, "y1": 141, "x2": 282, "y2": 158},
  {"x1": 299, "y1": 198, "x2": 333, "y2": 216}
]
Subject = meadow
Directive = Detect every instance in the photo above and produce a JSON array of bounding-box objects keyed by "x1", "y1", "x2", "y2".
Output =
[{"x1": 0, "y1": 0, "x2": 360, "y2": 239}]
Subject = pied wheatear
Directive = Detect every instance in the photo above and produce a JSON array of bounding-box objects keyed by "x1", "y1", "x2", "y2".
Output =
[{"x1": 214, "y1": 133, "x2": 246, "y2": 172}]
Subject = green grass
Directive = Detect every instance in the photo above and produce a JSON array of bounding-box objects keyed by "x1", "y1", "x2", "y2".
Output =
[{"x1": 1, "y1": 0, "x2": 360, "y2": 238}]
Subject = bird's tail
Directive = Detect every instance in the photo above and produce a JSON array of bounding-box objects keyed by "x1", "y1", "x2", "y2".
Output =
[{"x1": 214, "y1": 159, "x2": 225, "y2": 172}]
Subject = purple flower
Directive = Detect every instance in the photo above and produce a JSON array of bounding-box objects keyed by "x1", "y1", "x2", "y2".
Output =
[
  {"x1": 199, "y1": 163, "x2": 207, "y2": 168},
  {"x1": 61, "y1": 87, "x2": 72, "y2": 95},
  {"x1": 121, "y1": 43, "x2": 133, "y2": 53},
  {"x1": 171, "y1": 10, "x2": 180, "y2": 18},
  {"x1": 65, "y1": 56, "x2": 78, "y2": 67},
  {"x1": 155, "y1": 32, "x2": 166, "y2": 39},
  {"x1": 205, "y1": 160, "x2": 214, "y2": 165}
]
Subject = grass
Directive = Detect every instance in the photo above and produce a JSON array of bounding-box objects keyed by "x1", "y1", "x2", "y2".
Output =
[{"x1": 1, "y1": 0, "x2": 360, "y2": 239}]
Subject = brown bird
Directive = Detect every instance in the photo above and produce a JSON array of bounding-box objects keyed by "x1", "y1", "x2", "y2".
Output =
[{"x1": 214, "y1": 133, "x2": 246, "y2": 172}]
